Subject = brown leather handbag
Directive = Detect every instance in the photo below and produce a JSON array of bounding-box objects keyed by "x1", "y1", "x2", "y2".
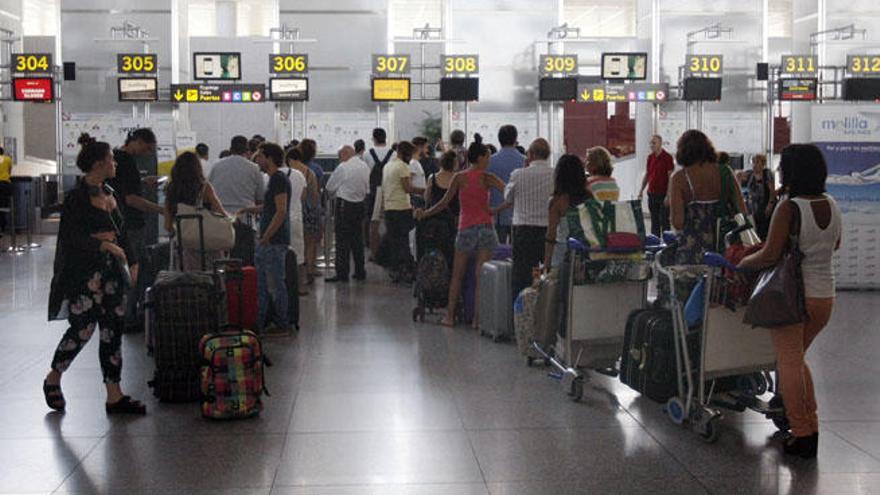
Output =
[{"x1": 743, "y1": 204, "x2": 806, "y2": 328}]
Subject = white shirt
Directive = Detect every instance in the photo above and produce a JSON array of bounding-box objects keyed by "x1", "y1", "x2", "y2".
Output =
[
  {"x1": 200, "y1": 158, "x2": 213, "y2": 179},
  {"x1": 409, "y1": 159, "x2": 426, "y2": 189},
  {"x1": 792, "y1": 196, "x2": 842, "y2": 298},
  {"x1": 326, "y1": 156, "x2": 370, "y2": 203},
  {"x1": 364, "y1": 146, "x2": 392, "y2": 170},
  {"x1": 504, "y1": 159, "x2": 555, "y2": 227},
  {"x1": 281, "y1": 166, "x2": 306, "y2": 259}
]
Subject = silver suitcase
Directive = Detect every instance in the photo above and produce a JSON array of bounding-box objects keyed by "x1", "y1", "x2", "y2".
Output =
[{"x1": 478, "y1": 260, "x2": 514, "y2": 342}]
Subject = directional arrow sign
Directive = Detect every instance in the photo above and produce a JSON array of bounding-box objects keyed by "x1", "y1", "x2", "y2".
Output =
[
  {"x1": 170, "y1": 83, "x2": 267, "y2": 103},
  {"x1": 576, "y1": 84, "x2": 605, "y2": 103}
]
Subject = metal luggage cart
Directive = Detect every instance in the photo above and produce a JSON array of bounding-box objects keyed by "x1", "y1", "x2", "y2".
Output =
[
  {"x1": 532, "y1": 239, "x2": 651, "y2": 402},
  {"x1": 655, "y1": 251, "x2": 788, "y2": 443}
]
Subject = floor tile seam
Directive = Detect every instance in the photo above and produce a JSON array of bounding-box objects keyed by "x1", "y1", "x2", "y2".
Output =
[
  {"x1": 269, "y1": 481, "x2": 491, "y2": 488},
  {"x1": 825, "y1": 428, "x2": 880, "y2": 464},
  {"x1": 47, "y1": 434, "x2": 106, "y2": 495},
  {"x1": 447, "y1": 380, "x2": 490, "y2": 490},
  {"x1": 612, "y1": 398, "x2": 711, "y2": 485}
]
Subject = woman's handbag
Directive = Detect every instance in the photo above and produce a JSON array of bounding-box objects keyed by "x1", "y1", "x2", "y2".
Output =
[
  {"x1": 743, "y1": 204, "x2": 806, "y2": 328},
  {"x1": 177, "y1": 185, "x2": 236, "y2": 252}
]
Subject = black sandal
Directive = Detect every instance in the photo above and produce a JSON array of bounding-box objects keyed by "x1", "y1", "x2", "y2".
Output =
[
  {"x1": 43, "y1": 380, "x2": 66, "y2": 412},
  {"x1": 105, "y1": 396, "x2": 147, "y2": 415}
]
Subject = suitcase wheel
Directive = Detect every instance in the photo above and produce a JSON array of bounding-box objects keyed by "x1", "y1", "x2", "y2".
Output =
[
  {"x1": 525, "y1": 356, "x2": 533, "y2": 367},
  {"x1": 666, "y1": 397, "x2": 687, "y2": 425}
]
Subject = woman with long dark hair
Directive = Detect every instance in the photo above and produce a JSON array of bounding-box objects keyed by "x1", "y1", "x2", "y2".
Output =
[
  {"x1": 544, "y1": 154, "x2": 589, "y2": 269},
  {"x1": 739, "y1": 144, "x2": 841, "y2": 458},
  {"x1": 44, "y1": 134, "x2": 146, "y2": 415},
  {"x1": 416, "y1": 138, "x2": 505, "y2": 328},
  {"x1": 164, "y1": 151, "x2": 230, "y2": 270}
]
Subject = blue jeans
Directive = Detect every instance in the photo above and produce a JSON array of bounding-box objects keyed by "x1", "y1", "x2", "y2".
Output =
[{"x1": 256, "y1": 244, "x2": 288, "y2": 330}]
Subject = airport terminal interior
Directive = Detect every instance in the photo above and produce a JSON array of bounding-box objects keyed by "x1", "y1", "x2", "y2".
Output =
[{"x1": 2, "y1": 0, "x2": 880, "y2": 494}]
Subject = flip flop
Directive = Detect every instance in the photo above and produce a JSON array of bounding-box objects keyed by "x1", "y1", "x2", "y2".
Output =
[{"x1": 43, "y1": 380, "x2": 66, "y2": 412}]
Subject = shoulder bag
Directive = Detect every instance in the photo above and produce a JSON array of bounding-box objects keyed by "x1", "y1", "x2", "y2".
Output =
[
  {"x1": 177, "y1": 184, "x2": 236, "y2": 252},
  {"x1": 743, "y1": 203, "x2": 806, "y2": 328}
]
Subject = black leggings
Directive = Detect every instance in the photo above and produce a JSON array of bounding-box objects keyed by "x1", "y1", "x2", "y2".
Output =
[{"x1": 51, "y1": 258, "x2": 126, "y2": 384}]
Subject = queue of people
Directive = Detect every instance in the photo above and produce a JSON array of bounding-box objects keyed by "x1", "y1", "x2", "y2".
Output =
[{"x1": 42, "y1": 123, "x2": 842, "y2": 460}]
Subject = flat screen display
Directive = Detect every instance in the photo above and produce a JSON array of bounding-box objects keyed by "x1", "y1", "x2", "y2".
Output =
[
  {"x1": 779, "y1": 78, "x2": 817, "y2": 101},
  {"x1": 601, "y1": 53, "x2": 647, "y2": 80},
  {"x1": 843, "y1": 78, "x2": 880, "y2": 101},
  {"x1": 539, "y1": 77, "x2": 577, "y2": 101},
  {"x1": 683, "y1": 77, "x2": 722, "y2": 101},
  {"x1": 372, "y1": 78, "x2": 411, "y2": 102},
  {"x1": 12, "y1": 77, "x2": 54, "y2": 102},
  {"x1": 118, "y1": 77, "x2": 159, "y2": 102},
  {"x1": 269, "y1": 78, "x2": 308, "y2": 101},
  {"x1": 439, "y1": 78, "x2": 479, "y2": 101},
  {"x1": 193, "y1": 52, "x2": 241, "y2": 80}
]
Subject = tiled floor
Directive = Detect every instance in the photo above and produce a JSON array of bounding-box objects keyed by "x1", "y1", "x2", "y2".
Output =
[{"x1": 1, "y1": 236, "x2": 879, "y2": 494}]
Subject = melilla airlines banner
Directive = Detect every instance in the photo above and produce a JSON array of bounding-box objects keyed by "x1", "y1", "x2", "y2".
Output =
[{"x1": 811, "y1": 105, "x2": 880, "y2": 221}]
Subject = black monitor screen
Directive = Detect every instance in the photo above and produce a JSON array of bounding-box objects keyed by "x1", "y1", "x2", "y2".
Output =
[
  {"x1": 843, "y1": 78, "x2": 880, "y2": 101},
  {"x1": 539, "y1": 77, "x2": 577, "y2": 101},
  {"x1": 439, "y1": 78, "x2": 479, "y2": 101},
  {"x1": 683, "y1": 77, "x2": 722, "y2": 101}
]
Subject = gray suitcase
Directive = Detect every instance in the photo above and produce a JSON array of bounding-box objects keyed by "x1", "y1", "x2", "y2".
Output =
[{"x1": 478, "y1": 260, "x2": 514, "y2": 342}]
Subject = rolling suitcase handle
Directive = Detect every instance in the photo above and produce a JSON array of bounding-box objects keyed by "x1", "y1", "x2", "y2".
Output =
[{"x1": 175, "y1": 213, "x2": 207, "y2": 271}]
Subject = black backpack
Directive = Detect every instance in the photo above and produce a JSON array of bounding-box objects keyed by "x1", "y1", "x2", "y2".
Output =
[{"x1": 368, "y1": 149, "x2": 394, "y2": 191}]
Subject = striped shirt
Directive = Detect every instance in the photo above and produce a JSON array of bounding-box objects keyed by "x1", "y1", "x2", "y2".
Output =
[
  {"x1": 504, "y1": 160, "x2": 554, "y2": 227},
  {"x1": 588, "y1": 176, "x2": 620, "y2": 202}
]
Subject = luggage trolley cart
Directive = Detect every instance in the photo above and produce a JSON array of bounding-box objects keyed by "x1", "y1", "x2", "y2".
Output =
[
  {"x1": 654, "y1": 251, "x2": 788, "y2": 443},
  {"x1": 531, "y1": 239, "x2": 652, "y2": 402}
]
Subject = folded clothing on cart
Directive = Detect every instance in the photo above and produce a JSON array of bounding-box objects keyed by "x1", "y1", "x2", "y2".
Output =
[
  {"x1": 566, "y1": 199, "x2": 647, "y2": 254},
  {"x1": 572, "y1": 256, "x2": 653, "y2": 285}
]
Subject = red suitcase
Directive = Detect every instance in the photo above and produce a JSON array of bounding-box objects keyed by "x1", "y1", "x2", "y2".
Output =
[{"x1": 215, "y1": 260, "x2": 258, "y2": 329}]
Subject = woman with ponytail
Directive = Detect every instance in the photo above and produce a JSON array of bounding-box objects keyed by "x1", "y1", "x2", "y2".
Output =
[
  {"x1": 416, "y1": 135, "x2": 506, "y2": 329},
  {"x1": 44, "y1": 133, "x2": 147, "y2": 415}
]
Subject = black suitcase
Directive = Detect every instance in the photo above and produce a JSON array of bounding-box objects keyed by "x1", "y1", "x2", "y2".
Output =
[
  {"x1": 145, "y1": 214, "x2": 227, "y2": 402},
  {"x1": 131, "y1": 241, "x2": 171, "y2": 333},
  {"x1": 145, "y1": 270, "x2": 225, "y2": 402},
  {"x1": 267, "y1": 247, "x2": 300, "y2": 330},
  {"x1": 620, "y1": 309, "x2": 681, "y2": 404}
]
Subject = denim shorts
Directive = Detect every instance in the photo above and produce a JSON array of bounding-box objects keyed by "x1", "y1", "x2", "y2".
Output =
[{"x1": 455, "y1": 224, "x2": 498, "y2": 253}]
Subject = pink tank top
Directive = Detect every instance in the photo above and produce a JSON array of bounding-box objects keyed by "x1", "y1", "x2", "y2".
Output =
[{"x1": 458, "y1": 169, "x2": 492, "y2": 231}]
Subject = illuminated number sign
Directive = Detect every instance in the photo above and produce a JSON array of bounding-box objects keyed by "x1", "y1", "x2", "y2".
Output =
[
  {"x1": 117, "y1": 54, "x2": 157, "y2": 74},
  {"x1": 540, "y1": 55, "x2": 578, "y2": 76},
  {"x1": 781, "y1": 55, "x2": 817, "y2": 77},
  {"x1": 372, "y1": 54, "x2": 410, "y2": 76},
  {"x1": 441, "y1": 55, "x2": 479, "y2": 75},
  {"x1": 269, "y1": 54, "x2": 309, "y2": 74},
  {"x1": 13, "y1": 53, "x2": 52, "y2": 73},
  {"x1": 847, "y1": 55, "x2": 880, "y2": 76},
  {"x1": 686, "y1": 55, "x2": 723, "y2": 76}
]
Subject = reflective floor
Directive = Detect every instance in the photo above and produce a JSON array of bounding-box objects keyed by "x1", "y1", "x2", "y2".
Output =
[{"x1": 1, "y1": 237, "x2": 880, "y2": 494}]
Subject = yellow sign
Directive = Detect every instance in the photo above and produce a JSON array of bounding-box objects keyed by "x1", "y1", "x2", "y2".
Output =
[
  {"x1": 372, "y1": 55, "x2": 410, "y2": 75},
  {"x1": 117, "y1": 54, "x2": 157, "y2": 74},
  {"x1": 781, "y1": 55, "x2": 817, "y2": 76},
  {"x1": 442, "y1": 55, "x2": 479, "y2": 75},
  {"x1": 540, "y1": 55, "x2": 578, "y2": 76},
  {"x1": 847, "y1": 55, "x2": 880, "y2": 75},
  {"x1": 13, "y1": 53, "x2": 51, "y2": 73},
  {"x1": 270, "y1": 54, "x2": 308, "y2": 74},
  {"x1": 686, "y1": 55, "x2": 723, "y2": 75},
  {"x1": 372, "y1": 78, "x2": 410, "y2": 102}
]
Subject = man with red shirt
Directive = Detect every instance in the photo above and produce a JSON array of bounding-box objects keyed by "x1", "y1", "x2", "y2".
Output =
[{"x1": 638, "y1": 135, "x2": 674, "y2": 237}]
